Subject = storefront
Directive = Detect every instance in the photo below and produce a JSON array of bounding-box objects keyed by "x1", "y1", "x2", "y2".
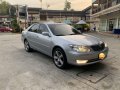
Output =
[
  {"x1": 92, "y1": 0, "x2": 120, "y2": 32},
  {"x1": 98, "y1": 10, "x2": 120, "y2": 32},
  {"x1": 0, "y1": 16, "x2": 11, "y2": 27}
]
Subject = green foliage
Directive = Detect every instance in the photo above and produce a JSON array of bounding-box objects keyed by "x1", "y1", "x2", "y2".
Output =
[
  {"x1": 64, "y1": 0, "x2": 71, "y2": 11},
  {"x1": 9, "y1": 6, "x2": 16, "y2": 16},
  {"x1": 0, "y1": 0, "x2": 10, "y2": 15},
  {"x1": 71, "y1": 9, "x2": 75, "y2": 11},
  {"x1": 73, "y1": 24, "x2": 89, "y2": 29},
  {"x1": 72, "y1": 24, "x2": 90, "y2": 32},
  {"x1": 72, "y1": 24, "x2": 82, "y2": 29},
  {"x1": 11, "y1": 18, "x2": 21, "y2": 33}
]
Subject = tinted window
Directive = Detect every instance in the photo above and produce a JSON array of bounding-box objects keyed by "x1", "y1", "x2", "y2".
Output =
[
  {"x1": 48, "y1": 24, "x2": 81, "y2": 36},
  {"x1": 29, "y1": 24, "x2": 39, "y2": 33},
  {"x1": 40, "y1": 24, "x2": 49, "y2": 32}
]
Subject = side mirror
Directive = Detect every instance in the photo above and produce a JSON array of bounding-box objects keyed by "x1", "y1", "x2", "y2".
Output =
[{"x1": 42, "y1": 32, "x2": 51, "y2": 37}]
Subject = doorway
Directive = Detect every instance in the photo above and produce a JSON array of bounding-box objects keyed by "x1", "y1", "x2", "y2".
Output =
[{"x1": 109, "y1": 19, "x2": 115, "y2": 31}]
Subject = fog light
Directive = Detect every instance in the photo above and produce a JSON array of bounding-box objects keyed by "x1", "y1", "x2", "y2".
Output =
[{"x1": 76, "y1": 60, "x2": 88, "y2": 64}]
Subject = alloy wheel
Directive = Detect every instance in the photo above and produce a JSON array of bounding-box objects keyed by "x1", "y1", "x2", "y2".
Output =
[
  {"x1": 53, "y1": 48, "x2": 68, "y2": 69},
  {"x1": 54, "y1": 50, "x2": 64, "y2": 67},
  {"x1": 24, "y1": 40, "x2": 31, "y2": 52}
]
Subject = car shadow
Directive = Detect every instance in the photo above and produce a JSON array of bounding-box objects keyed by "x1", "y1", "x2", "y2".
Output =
[
  {"x1": 22, "y1": 49, "x2": 110, "y2": 75},
  {"x1": 71, "y1": 63, "x2": 108, "y2": 72}
]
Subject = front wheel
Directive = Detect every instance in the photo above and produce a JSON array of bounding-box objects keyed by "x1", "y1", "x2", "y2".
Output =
[
  {"x1": 24, "y1": 40, "x2": 32, "y2": 52},
  {"x1": 53, "y1": 48, "x2": 68, "y2": 69}
]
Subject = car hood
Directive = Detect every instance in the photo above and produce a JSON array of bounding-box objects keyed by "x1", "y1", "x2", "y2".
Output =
[{"x1": 60, "y1": 34, "x2": 102, "y2": 46}]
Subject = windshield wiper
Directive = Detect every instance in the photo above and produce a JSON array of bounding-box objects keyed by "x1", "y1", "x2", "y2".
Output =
[
  {"x1": 67, "y1": 33, "x2": 80, "y2": 35},
  {"x1": 56, "y1": 34, "x2": 64, "y2": 36},
  {"x1": 69, "y1": 34, "x2": 76, "y2": 35}
]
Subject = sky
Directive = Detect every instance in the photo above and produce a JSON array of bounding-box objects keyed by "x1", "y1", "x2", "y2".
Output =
[{"x1": 5, "y1": 0, "x2": 92, "y2": 11}]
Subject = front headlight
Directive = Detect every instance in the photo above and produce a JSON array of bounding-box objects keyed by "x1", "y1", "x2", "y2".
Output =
[
  {"x1": 100, "y1": 41, "x2": 108, "y2": 48},
  {"x1": 70, "y1": 45, "x2": 91, "y2": 52},
  {"x1": 105, "y1": 43, "x2": 108, "y2": 47}
]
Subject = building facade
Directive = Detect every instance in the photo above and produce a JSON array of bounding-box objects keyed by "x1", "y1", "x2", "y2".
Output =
[
  {"x1": 92, "y1": 0, "x2": 120, "y2": 32},
  {"x1": 0, "y1": 16, "x2": 11, "y2": 27},
  {"x1": 15, "y1": 6, "x2": 86, "y2": 28},
  {"x1": 82, "y1": 6, "x2": 92, "y2": 23},
  {"x1": 27, "y1": 8, "x2": 85, "y2": 23}
]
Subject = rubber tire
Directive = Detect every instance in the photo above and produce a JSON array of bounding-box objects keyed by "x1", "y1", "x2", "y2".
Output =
[
  {"x1": 24, "y1": 40, "x2": 32, "y2": 52},
  {"x1": 53, "y1": 48, "x2": 68, "y2": 69}
]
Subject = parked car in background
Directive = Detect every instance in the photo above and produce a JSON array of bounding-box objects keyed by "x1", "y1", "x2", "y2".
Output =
[
  {"x1": 22, "y1": 22, "x2": 109, "y2": 69},
  {"x1": 0, "y1": 26, "x2": 13, "y2": 32}
]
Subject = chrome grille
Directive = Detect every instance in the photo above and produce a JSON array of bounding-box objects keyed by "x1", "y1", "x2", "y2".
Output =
[{"x1": 91, "y1": 43, "x2": 105, "y2": 51}]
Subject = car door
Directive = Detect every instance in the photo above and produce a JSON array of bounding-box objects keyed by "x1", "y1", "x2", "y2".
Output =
[
  {"x1": 35, "y1": 24, "x2": 52, "y2": 56},
  {"x1": 26, "y1": 24, "x2": 40, "y2": 49}
]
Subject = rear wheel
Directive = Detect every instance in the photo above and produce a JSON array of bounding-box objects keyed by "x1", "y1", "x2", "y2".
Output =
[
  {"x1": 24, "y1": 40, "x2": 32, "y2": 52},
  {"x1": 53, "y1": 48, "x2": 68, "y2": 69}
]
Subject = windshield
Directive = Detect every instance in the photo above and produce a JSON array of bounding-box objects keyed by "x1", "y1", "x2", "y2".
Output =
[{"x1": 48, "y1": 24, "x2": 81, "y2": 36}]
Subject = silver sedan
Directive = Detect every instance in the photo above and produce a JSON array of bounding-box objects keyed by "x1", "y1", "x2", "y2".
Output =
[{"x1": 22, "y1": 22, "x2": 109, "y2": 69}]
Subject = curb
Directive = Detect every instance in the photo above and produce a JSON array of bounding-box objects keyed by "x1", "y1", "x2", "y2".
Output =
[{"x1": 97, "y1": 32, "x2": 120, "y2": 38}]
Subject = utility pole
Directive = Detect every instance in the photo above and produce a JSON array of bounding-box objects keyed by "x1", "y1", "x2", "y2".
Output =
[
  {"x1": 39, "y1": 0, "x2": 42, "y2": 20},
  {"x1": 60, "y1": 11, "x2": 62, "y2": 22},
  {"x1": 9, "y1": 5, "x2": 12, "y2": 27},
  {"x1": 65, "y1": 0, "x2": 68, "y2": 20},
  {"x1": 25, "y1": 5, "x2": 28, "y2": 29},
  {"x1": 40, "y1": 0, "x2": 42, "y2": 9},
  {"x1": 16, "y1": 5, "x2": 20, "y2": 25},
  {"x1": 46, "y1": 3, "x2": 50, "y2": 21}
]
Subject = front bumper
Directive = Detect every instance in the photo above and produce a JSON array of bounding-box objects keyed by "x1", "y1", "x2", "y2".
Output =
[{"x1": 66, "y1": 47, "x2": 109, "y2": 66}]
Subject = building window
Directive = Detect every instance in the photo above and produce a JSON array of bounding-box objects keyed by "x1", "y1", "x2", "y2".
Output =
[
  {"x1": 100, "y1": 20, "x2": 107, "y2": 31},
  {"x1": 118, "y1": 18, "x2": 120, "y2": 29}
]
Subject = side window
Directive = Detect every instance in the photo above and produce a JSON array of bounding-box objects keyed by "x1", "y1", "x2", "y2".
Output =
[
  {"x1": 37, "y1": 24, "x2": 42, "y2": 34},
  {"x1": 28, "y1": 24, "x2": 39, "y2": 33},
  {"x1": 40, "y1": 24, "x2": 49, "y2": 33}
]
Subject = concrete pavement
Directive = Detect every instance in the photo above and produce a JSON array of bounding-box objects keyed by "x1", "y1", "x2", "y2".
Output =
[{"x1": 0, "y1": 32, "x2": 120, "y2": 90}]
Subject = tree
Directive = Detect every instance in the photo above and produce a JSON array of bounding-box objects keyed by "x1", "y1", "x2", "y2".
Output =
[
  {"x1": 9, "y1": 5, "x2": 16, "y2": 16},
  {"x1": 71, "y1": 9, "x2": 75, "y2": 11},
  {"x1": 0, "y1": 0, "x2": 2, "y2": 3},
  {"x1": 11, "y1": 18, "x2": 21, "y2": 33},
  {"x1": 39, "y1": 0, "x2": 42, "y2": 9},
  {"x1": 0, "y1": 0, "x2": 10, "y2": 15},
  {"x1": 64, "y1": 0, "x2": 71, "y2": 11}
]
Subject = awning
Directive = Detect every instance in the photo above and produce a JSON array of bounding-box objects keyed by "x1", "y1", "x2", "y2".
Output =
[{"x1": 76, "y1": 20, "x2": 86, "y2": 24}]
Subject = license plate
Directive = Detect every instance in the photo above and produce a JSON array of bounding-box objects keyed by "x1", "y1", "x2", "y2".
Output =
[{"x1": 99, "y1": 53, "x2": 106, "y2": 60}]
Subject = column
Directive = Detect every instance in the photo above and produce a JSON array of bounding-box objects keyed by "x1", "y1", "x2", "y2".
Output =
[
  {"x1": 107, "y1": 0, "x2": 109, "y2": 8},
  {"x1": 92, "y1": 3, "x2": 94, "y2": 14},
  {"x1": 116, "y1": 18, "x2": 119, "y2": 29},
  {"x1": 98, "y1": 0, "x2": 100, "y2": 11},
  {"x1": 105, "y1": 19, "x2": 108, "y2": 32}
]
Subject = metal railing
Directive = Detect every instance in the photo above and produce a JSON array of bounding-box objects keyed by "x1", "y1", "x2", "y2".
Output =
[{"x1": 92, "y1": 0, "x2": 120, "y2": 14}]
